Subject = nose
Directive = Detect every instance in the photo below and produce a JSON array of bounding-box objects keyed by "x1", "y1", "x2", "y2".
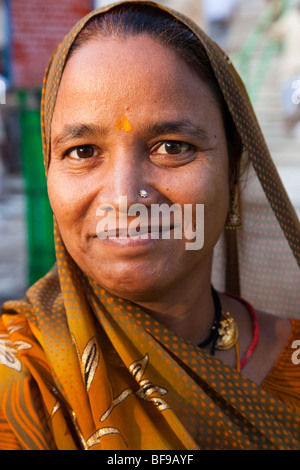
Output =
[{"x1": 97, "y1": 147, "x2": 156, "y2": 213}]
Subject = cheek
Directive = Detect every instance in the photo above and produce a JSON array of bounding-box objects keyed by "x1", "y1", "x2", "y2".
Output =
[
  {"x1": 47, "y1": 171, "x2": 67, "y2": 223},
  {"x1": 181, "y1": 160, "x2": 230, "y2": 245},
  {"x1": 47, "y1": 168, "x2": 88, "y2": 235},
  {"x1": 203, "y1": 171, "x2": 230, "y2": 248},
  {"x1": 177, "y1": 160, "x2": 229, "y2": 210}
]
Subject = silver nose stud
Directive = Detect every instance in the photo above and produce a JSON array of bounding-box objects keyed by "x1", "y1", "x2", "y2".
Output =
[{"x1": 138, "y1": 189, "x2": 149, "y2": 198}]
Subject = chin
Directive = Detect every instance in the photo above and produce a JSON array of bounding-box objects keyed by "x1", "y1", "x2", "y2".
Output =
[
  {"x1": 84, "y1": 259, "x2": 174, "y2": 302},
  {"x1": 70, "y1": 239, "x2": 208, "y2": 301},
  {"x1": 101, "y1": 271, "x2": 166, "y2": 300}
]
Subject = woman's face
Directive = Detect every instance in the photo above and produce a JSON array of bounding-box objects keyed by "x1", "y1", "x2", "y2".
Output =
[{"x1": 48, "y1": 35, "x2": 230, "y2": 301}]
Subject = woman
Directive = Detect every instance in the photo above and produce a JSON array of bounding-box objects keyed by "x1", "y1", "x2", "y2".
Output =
[{"x1": 0, "y1": 1, "x2": 300, "y2": 450}]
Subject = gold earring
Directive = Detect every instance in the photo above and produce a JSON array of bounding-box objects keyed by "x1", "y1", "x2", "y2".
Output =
[{"x1": 225, "y1": 186, "x2": 242, "y2": 230}]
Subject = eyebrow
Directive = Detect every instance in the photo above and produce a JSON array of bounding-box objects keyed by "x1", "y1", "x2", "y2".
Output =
[
  {"x1": 52, "y1": 117, "x2": 210, "y2": 150},
  {"x1": 142, "y1": 118, "x2": 210, "y2": 142},
  {"x1": 52, "y1": 123, "x2": 107, "y2": 150}
]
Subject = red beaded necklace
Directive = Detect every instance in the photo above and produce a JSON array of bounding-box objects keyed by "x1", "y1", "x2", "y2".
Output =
[{"x1": 225, "y1": 294, "x2": 259, "y2": 371}]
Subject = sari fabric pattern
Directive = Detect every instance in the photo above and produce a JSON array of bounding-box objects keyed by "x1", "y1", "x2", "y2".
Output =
[
  {"x1": 1, "y1": 1, "x2": 300, "y2": 450},
  {"x1": 1, "y1": 260, "x2": 300, "y2": 450}
]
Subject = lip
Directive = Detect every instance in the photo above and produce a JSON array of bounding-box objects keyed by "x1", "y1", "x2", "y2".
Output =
[{"x1": 95, "y1": 226, "x2": 176, "y2": 247}]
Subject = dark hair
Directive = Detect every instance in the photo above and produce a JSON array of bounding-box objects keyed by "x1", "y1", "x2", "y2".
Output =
[{"x1": 67, "y1": 3, "x2": 243, "y2": 177}]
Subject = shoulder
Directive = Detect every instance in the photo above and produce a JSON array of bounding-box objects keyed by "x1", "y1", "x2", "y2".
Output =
[
  {"x1": 244, "y1": 308, "x2": 300, "y2": 411},
  {"x1": 235, "y1": 307, "x2": 300, "y2": 415},
  {"x1": 255, "y1": 310, "x2": 300, "y2": 366},
  {"x1": 220, "y1": 293, "x2": 297, "y2": 384},
  {"x1": 260, "y1": 315, "x2": 300, "y2": 415},
  {"x1": 256, "y1": 311, "x2": 300, "y2": 368},
  {"x1": 238, "y1": 309, "x2": 292, "y2": 384},
  {"x1": 256, "y1": 310, "x2": 293, "y2": 351}
]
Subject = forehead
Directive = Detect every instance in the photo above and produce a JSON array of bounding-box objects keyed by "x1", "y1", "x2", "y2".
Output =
[
  {"x1": 62, "y1": 34, "x2": 190, "y2": 83},
  {"x1": 52, "y1": 35, "x2": 221, "y2": 131}
]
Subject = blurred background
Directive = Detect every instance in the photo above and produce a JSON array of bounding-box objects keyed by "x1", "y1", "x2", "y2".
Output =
[{"x1": 0, "y1": 0, "x2": 299, "y2": 306}]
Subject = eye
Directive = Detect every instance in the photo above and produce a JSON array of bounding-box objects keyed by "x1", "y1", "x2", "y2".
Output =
[
  {"x1": 154, "y1": 141, "x2": 192, "y2": 155},
  {"x1": 66, "y1": 145, "x2": 96, "y2": 159}
]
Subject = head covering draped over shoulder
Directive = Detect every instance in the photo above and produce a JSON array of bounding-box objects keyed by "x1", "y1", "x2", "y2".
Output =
[{"x1": 1, "y1": 1, "x2": 300, "y2": 450}]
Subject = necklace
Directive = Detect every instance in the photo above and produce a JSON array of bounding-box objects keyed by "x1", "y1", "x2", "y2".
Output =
[
  {"x1": 198, "y1": 287, "x2": 259, "y2": 371},
  {"x1": 226, "y1": 293, "x2": 259, "y2": 370},
  {"x1": 215, "y1": 311, "x2": 239, "y2": 351},
  {"x1": 197, "y1": 287, "x2": 222, "y2": 355}
]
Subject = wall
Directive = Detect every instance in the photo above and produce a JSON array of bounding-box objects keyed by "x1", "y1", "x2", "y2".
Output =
[{"x1": 10, "y1": 0, "x2": 92, "y2": 88}]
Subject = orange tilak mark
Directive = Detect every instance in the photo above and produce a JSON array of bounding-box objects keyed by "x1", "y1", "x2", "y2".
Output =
[{"x1": 115, "y1": 115, "x2": 132, "y2": 132}]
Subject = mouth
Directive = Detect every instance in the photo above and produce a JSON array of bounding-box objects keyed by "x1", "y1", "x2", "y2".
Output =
[{"x1": 95, "y1": 225, "x2": 176, "y2": 247}]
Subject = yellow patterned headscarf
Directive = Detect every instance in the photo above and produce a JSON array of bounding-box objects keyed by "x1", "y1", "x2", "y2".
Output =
[{"x1": 1, "y1": 1, "x2": 300, "y2": 450}]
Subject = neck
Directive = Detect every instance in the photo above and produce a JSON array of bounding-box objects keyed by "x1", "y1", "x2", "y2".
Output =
[{"x1": 130, "y1": 261, "x2": 216, "y2": 346}]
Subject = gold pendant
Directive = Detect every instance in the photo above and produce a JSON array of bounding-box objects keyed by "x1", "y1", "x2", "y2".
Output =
[{"x1": 215, "y1": 311, "x2": 239, "y2": 350}]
